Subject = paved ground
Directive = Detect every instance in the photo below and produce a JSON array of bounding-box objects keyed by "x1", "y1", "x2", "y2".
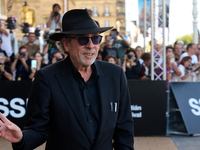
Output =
[
  {"x1": 1, "y1": 135, "x2": 200, "y2": 150},
  {"x1": 0, "y1": 135, "x2": 200, "y2": 150}
]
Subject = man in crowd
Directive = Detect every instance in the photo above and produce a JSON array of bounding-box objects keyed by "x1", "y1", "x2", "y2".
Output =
[
  {"x1": 22, "y1": 33, "x2": 40, "y2": 59},
  {"x1": 46, "y1": 3, "x2": 63, "y2": 33},
  {"x1": 10, "y1": 46, "x2": 31, "y2": 81},
  {"x1": 0, "y1": 9, "x2": 134, "y2": 150},
  {"x1": 174, "y1": 43, "x2": 183, "y2": 64},
  {"x1": 0, "y1": 53, "x2": 12, "y2": 81},
  {"x1": 110, "y1": 28, "x2": 130, "y2": 65},
  {"x1": 51, "y1": 50, "x2": 63, "y2": 64},
  {"x1": 0, "y1": 21, "x2": 12, "y2": 57},
  {"x1": 179, "y1": 43, "x2": 198, "y2": 66},
  {"x1": 43, "y1": 28, "x2": 62, "y2": 64}
]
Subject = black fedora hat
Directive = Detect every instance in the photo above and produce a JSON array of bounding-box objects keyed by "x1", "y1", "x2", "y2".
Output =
[{"x1": 49, "y1": 9, "x2": 113, "y2": 41}]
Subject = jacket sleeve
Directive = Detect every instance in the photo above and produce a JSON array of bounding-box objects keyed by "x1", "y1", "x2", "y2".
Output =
[
  {"x1": 12, "y1": 70, "x2": 50, "y2": 150},
  {"x1": 113, "y1": 68, "x2": 134, "y2": 150}
]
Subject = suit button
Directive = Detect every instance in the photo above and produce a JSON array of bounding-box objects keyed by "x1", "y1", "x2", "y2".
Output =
[
  {"x1": 89, "y1": 120, "x2": 92, "y2": 123},
  {"x1": 87, "y1": 103, "x2": 90, "y2": 106}
]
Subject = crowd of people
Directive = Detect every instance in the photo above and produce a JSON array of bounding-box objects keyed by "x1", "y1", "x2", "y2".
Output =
[{"x1": 0, "y1": 4, "x2": 200, "y2": 83}]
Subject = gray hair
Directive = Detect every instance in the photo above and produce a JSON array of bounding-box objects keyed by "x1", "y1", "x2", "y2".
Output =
[
  {"x1": 0, "y1": 52, "x2": 5, "y2": 60},
  {"x1": 59, "y1": 35, "x2": 71, "y2": 55}
]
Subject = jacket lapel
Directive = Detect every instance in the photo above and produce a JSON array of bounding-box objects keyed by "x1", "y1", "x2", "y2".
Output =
[
  {"x1": 55, "y1": 58, "x2": 93, "y2": 143},
  {"x1": 94, "y1": 61, "x2": 111, "y2": 143}
]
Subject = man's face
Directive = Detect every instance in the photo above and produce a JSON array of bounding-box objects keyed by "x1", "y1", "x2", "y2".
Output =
[
  {"x1": 174, "y1": 45, "x2": 182, "y2": 56},
  {"x1": 53, "y1": 52, "x2": 63, "y2": 59},
  {"x1": 53, "y1": 6, "x2": 60, "y2": 12},
  {"x1": 167, "y1": 48, "x2": 173, "y2": 54},
  {"x1": 64, "y1": 33, "x2": 99, "y2": 68},
  {"x1": 190, "y1": 44, "x2": 197, "y2": 55},
  {"x1": 28, "y1": 34, "x2": 36, "y2": 43},
  {"x1": 110, "y1": 31, "x2": 118, "y2": 39},
  {"x1": 0, "y1": 55, "x2": 4, "y2": 63}
]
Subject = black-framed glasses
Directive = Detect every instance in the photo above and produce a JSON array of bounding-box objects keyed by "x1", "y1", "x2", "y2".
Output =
[{"x1": 70, "y1": 35, "x2": 102, "y2": 46}]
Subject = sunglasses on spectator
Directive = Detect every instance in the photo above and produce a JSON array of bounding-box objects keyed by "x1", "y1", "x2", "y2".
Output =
[
  {"x1": 70, "y1": 35, "x2": 102, "y2": 46},
  {"x1": 198, "y1": 47, "x2": 200, "y2": 50}
]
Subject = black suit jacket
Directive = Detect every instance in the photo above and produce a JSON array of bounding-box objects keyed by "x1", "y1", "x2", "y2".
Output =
[{"x1": 14, "y1": 57, "x2": 134, "y2": 150}]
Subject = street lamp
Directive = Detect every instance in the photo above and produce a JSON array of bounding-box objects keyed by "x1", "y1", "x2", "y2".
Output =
[
  {"x1": 22, "y1": 1, "x2": 28, "y2": 22},
  {"x1": 23, "y1": 1, "x2": 28, "y2": 13}
]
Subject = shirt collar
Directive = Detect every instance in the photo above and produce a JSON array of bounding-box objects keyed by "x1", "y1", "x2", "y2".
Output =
[{"x1": 68, "y1": 56, "x2": 99, "y2": 81}]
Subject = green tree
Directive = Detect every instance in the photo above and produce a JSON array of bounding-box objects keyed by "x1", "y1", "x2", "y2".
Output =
[{"x1": 176, "y1": 33, "x2": 193, "y2": 45}]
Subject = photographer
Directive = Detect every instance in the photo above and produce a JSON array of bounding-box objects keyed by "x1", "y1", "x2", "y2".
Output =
[
  {"x1": 138, "y1": 53, "x2": 151, "y2": 80},
  {"x1": 11, "y1": 46, "x2": 32, "y2": 81},
  {"x1": 43, "y1": 29, "x2": 61, "y2": 64},
  {"x1": 46, "y1": 3, "x2": 63, "y2": 32},
  {"x1": 110, "y1": 29, "x2": 130, "y2": 66},
  {"x1": 43, "y1": 29, "x2": 62, "y2": 64},
  {"x1": 122, "y1": 48, "x2": 141, "y2": 79},
  {"x1": 51, "y1": 50, "x2": 63, "y2": 64},
  {"x1": 0, "y1": 53, "x2": 12, "y2": 81}
]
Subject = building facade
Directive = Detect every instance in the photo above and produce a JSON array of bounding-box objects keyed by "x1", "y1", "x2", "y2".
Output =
[{"x1": 0, "y1": 0, "x2": 126, "y2": 38}]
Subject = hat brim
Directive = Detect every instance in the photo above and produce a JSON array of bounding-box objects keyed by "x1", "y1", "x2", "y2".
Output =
[{"x1": 49, "y1": 27, "x2": 113, "y2": 41}]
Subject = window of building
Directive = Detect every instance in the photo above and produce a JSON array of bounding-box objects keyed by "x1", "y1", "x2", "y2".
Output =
[
  {"x1": 105, "y1": 20, "x2": 109, "y2": 27},
  {"x1": 21, "y1": 9, "x2": 35, "y2": 26},
  {"x1": 104, "y1": 6, "x2": 110, "y2": 16},
  {"x1": 92, "y1": 7, "x2": 98, "y2": 17}
]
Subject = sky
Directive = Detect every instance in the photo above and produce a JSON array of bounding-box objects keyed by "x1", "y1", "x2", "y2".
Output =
[{"x1": 125, "y1": 0, "x2": 200, "y2": 45}]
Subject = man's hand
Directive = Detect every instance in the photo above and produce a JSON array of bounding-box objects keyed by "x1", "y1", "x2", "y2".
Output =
[{"x1": 0, "y1": 112, "x2": 23, "y2": 143}]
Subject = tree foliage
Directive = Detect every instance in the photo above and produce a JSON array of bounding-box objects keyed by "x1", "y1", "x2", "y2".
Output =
[{"x1": 176, "y1": 33, "x2": 193, "y2": 45}]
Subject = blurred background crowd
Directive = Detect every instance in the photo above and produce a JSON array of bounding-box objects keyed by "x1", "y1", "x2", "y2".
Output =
[{"x1": 0, "y1": 3, "x2": 200, "y2": 83}]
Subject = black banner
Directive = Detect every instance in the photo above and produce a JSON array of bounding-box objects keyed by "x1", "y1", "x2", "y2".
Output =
[
  {"x1": 170, "y1": 82, "x2": 200, "y2": 134},
  {"x1": 0, "y1": 81, "x2": 32, "y2": 129},
  {"x1": 0, "y1": 80, "x2": 167, "y2": 136},
  {"x1": 128, "y1": 80, "x2": 167, "y2": 136}
]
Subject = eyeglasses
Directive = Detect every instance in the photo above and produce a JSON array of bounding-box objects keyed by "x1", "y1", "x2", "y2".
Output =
[{"x1": 70, "y1": 35, "x2": 102, "y2": 46}]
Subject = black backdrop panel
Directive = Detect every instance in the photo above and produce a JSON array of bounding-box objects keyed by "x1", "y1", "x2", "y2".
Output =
[
  {"x1": 170, "y1": 82, "x2": 200, "y2": 134},
  {"x1": 128, "y1": 80, "x2": 167, "y2": 136},
  {"x1": 0, "y1": 81, "x2": 32, "y2": 129}
]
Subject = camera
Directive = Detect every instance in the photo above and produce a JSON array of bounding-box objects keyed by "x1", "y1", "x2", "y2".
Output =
[
  {"x1": 54, "y1": 11, "x2": 59, "y2": 17},
  {"x1": 47, "y1": 39, "x2": 56, "y2": 44},
  {"x1": 0, "y1": 63, "x2": 3, "y2": 68},
  {"x1": 127, "y1": 54, "x2": 132, "y2": 59},
  {"x1": 19, "y1": 52, "x2": 25, "y2": 58},
  {"x1": 56, "y1": 57, "x2": 62, "y2": 62}
]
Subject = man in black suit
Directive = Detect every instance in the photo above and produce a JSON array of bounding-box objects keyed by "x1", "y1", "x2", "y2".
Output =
[{"x1": 0, "y1": 9, "x2": 134, "y2": 150}]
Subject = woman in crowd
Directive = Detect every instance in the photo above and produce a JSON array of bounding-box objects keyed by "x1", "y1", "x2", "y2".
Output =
[
  {"x1": 122, "y1": 48, "x2": 141, "y2": 79},
  {"x1": 166, "y1": 53, "x2": 182, "y2": 81},
  {"x1": 135, "y1": 46, "x2": 143, "y2": 64},
  {"x1": 138, "y1": 53, "x2": 151, "y2": 80},
  {"x1": 29, "y1": 51, "x2": 47, "y2": 80},
  {"x1": 178, "y1": 56, "x2": 193, "y2": 81},
  {"x1": 104, "y1": 55, "x2": 118, "y2": 65}
]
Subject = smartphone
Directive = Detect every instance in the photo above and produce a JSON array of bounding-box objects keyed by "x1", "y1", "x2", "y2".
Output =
[
  {"x1": 170, "y1": 58, "x2": 175, "y2": 63},
  {"x1": 31, "y1": 60, "x2": 37, "y2": 68}
]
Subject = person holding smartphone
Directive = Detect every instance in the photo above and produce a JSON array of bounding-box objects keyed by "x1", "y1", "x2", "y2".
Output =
[
  {"x1": 122, "y1": 48, "x2": 141, "y2": 79},
  {"x1": 166, "y1": 53, "x2": 181, "y2": 81},
  {"x1": 29, "y1": 52, "x2": 47, "y2": 80}
]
